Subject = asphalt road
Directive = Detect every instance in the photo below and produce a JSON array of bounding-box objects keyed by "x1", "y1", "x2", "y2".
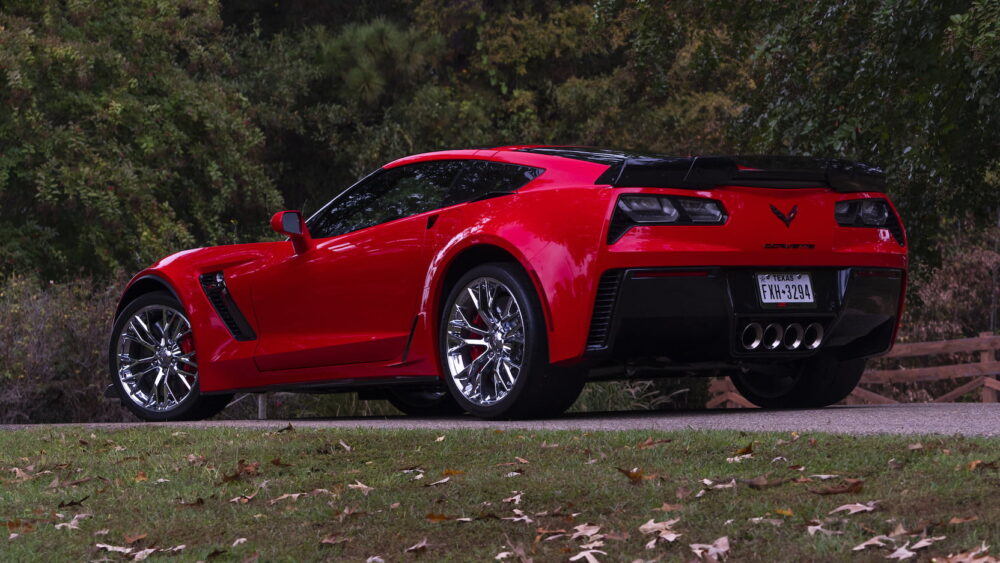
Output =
[{"x1": 2, "y1": 403, "x2": 998, "y2": 436}]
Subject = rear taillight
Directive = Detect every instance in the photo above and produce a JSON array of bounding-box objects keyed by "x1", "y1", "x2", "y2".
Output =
[
  {"x1": 608, "y1": 194, "x2": 727, "y2": 243},
  {"x1": 834, "y1": 198, "x2": 905, "y2": 245}
]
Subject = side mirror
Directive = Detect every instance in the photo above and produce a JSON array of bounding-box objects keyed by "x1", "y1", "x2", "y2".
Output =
[{"x1": 270, "y1": 210, "x2": 311, "y2": 254}]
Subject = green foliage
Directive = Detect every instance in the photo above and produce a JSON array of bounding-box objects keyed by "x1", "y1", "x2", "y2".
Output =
[{"x1": 0, "y1": 0, "x2": 281, "y2": 279}]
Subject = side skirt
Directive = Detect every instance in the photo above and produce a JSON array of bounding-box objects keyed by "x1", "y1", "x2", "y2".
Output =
[{"x1": 201, "y1": 375, "x2": 442, "y2": 396}]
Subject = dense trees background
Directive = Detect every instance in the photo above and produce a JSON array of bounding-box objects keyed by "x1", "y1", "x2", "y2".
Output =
[{"x1": 1, "y1": 0, "x2": 998, "y2": 420}]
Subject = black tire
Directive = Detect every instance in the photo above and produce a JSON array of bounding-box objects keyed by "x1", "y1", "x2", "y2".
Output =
[
  {"x1": 386, "y1": 387, "x2": 465, "y2": 416},
  {"x1": 109, "y1": 291, "x2": 232, "y2": 421},
  {"x1": 730, "y1": 353, "x2": 866, "y2": 409},
  {"x1": 438, "y1": 262, "x2": 585, "y2": 419}
]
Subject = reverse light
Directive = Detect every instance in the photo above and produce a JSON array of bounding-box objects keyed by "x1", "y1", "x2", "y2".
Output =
[{"x1": 609, "y1": 194, "x2": 727, "y2": 243}]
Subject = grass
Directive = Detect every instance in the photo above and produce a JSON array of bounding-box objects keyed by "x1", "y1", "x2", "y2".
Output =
[{"x1": 2, "y1": 427, "x2": 999, "y2": 562}]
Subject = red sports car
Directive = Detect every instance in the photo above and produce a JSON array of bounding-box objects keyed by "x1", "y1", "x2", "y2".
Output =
[{"x1": 108, "y1": 146, "x2": 906, "y2": 421}]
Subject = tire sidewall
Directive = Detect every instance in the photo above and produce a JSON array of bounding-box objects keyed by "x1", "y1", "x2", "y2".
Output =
[
  {"x1": 438, "y1": 263, "x2": 546, "y2": 418},
  {"x1": 109, "y1": 291, "x2": 203, "y2": 421}
]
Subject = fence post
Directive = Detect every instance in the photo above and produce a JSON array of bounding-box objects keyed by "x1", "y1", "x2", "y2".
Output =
[
  {"x1": 980, "y1": 332, "x2": 998, "y2": 403},
  {"x1": 257, "y1": 393, "x2": 268, "y2": 420}
]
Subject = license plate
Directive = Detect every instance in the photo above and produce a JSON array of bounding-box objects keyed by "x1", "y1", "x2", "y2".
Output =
[{"x1": 756, "y1": 272, "x2": 814, "y2": 304}]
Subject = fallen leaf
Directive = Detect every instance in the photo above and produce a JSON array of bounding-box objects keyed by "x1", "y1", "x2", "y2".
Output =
[
  {"x1": 425, "y1": 477, "x2": 450, "y2": 487},
  {"x1": 495, "y1": 552, "x2": 513, "y2": 560},
  {"x1": 320, "y1": 534, "x2": 350, "y2": 546},
  {"x1": 134, "y1": 471, "x2": 148, "y2": 482},
  {"x1": 405, "y1": 538, "x2": 430, "y2": 553},
  {"x1": 887, "y1": 543, "x2": 917, "y2": 560},
  {"x1": 889, "y1": 523, "x2": 908, "y2": 537},
  {"x1": 442, "y1": 469, "x2": 465, "y2": 476},
  {"x1": 186, "y1": 454, "x2": 207, "y2": 466},
  {"x1": 734, "y1": 442, "x2": 753, "y2": 455},
  {"x1": 233, "y1": 537, "x2": 248, "y2": 547},
  {"x1": 276, "y1": 423, "x2": 294, "y2": 433},
  {"x1": 656, "y1": 503, "x2": 684, "y2": 512},
  {"x1": 515, "y1": 457, "x2": 530, "y2": 464},
  {"x1": 853, "y1": 535, "x2": 894, "y2": 551},
  {"x1": 617, "y1": 467, "x2": 646, "y2": 485},
  {"x1": 948, "y1": 516, "x2": 979, "y2": 525},
  {"x1": 425, "y1": 513, "x2": 452, "y2": 523},
  {"x1": 889, "y1": 458, "x2": 904, "y2": 470},
  {"x1": 912, "y1": 536, "x2": 947, "y2": 550},
  {"x1": 366, "y1": 557, "x2": 386, "y2": 563},
  {"x1": 810, "y1": 474, "x2": 839, "y2": 480},
  {"x1": 908, "y1": 443, "x2": 924, "y2": 451},
  {"x1": 505, "y1": 470, "x2": 524, "y2": 478},
  {"x1": 338, "y1": 440, "x2": 352, "y2": 452},
  {"x1": 502, "y1": 509, "x2": 534, "y2": 524},
  {"x1": 569, "y1": 549, "x2": 606, "y2": 563},
  {"x1": 726, "y1": 454, "x2": 752, "y2": 464},
  {"x1": 269, "y1": 458, "x2": 293, "y2": 468},
  {"x1": 124, "y1": 533, "x2": 147, "y2": 544},
  {"x1": 221, "y1": 460, "x2": 260, "y2": 483},
  {"x1": 571, "y1": 524, "x2": 601, "y2": 540},
  {"x1": 348, "y1": 480, "x2": 374, "y2": 496},
  {"x1": 229, "y1": 490, "x2": 258, "y2": 504},
  {"x1": 690, "y1": 536, "x2": 730, "y2": 561},
  {"x1": 434, "y1": 436, "x2": 445, "y2": 442},
  {"x1": 774, "y1": 508, "x2": 794, "y2": 517},
  {"x1": 932, "y1": 542, "x2": 996, "y2": 563},
  {"x1": 745, "y1": 475, "x2": 788, "y2": 490},
  {"x1": 58, "y1": 496, "x2": 89, "y2": 508},
  {"x1": 503, "y1": 492, "x2": 523, "y2": 505},
  {"x1": 96, "y1": 543, "x2": 133, "y2": 555},
  {"x1": 637, "y1": 437, "x2": 672, "y2": 450},
  {"x1": 638, "y1": 518, "x2": 681, "y2": 546},
  {"x1": 806, "y1": 521, "x2": 843, "y2": 536},
  {"x1": 830, "y1": 501, "x2": 878, "y2": 515},
  {"x1": 810, "y1": 478, "x2": 863, "y2": 495},
  {"x1": 54, "y1": 513, "x2": 91, "y2": 530}
]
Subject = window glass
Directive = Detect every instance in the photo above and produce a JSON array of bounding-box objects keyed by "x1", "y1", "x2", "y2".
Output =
[
  {"x1": 444, "y1": 161, "x2": 543, "y2": 206},
  {"x1": 308, "y1": 160, "x2": 463, "y2": 238}
]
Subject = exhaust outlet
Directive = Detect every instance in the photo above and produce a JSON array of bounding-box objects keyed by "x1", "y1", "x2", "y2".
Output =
[
  {"x1": 783, "y1": 323, "x2": 804, "y2": 350},
  {"x1": 803, "y1": 323, "x2": 824, "y2": 350},
  {"x1": 741, "y1": 323, "x2": 763, "y2": 350},
  {"x1": 762, "y1": 323, "x2": 783, "y2": 350}
]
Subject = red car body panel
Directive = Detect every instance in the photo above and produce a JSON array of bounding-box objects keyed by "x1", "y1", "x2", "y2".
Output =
[{"x1": 116, "y1": 147, "x2": 907, "y2": 394}]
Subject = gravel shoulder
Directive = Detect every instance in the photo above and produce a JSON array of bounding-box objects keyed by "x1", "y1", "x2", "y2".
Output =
[{"x1": 3, "y1": 403, "x2": 998, "y2": 436}]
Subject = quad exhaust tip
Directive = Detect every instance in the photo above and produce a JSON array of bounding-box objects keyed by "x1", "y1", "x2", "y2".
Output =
[{"x1": 740, "y1": 321, "x2": 823, "y2": 351}]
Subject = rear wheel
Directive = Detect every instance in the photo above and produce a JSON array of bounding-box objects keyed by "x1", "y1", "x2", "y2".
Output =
[
  {"x1": 109, "y1": 292, "x2": 232, "y2": 421},
  {"x1": 730, "y1": 353, "x2": 866, "y2": 408},
  {"x1": 386, "y1": 388, "x2": 465, "y2": 416},
  {"x1": 439, "y1": 263, "x2": 584, "y2": 419}
]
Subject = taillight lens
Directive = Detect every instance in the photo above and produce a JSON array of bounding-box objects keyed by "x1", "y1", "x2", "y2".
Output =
[
  {"x1": 834, "y1": 198, "x2": 905, "y2": 245},
  {"x1": 609, "y1": 194, "x2": 727, "y2": 243}
]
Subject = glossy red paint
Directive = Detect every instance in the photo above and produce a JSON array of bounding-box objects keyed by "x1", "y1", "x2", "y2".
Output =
[{"x1": 114, "y1": 147, "x2": 908, "y2": 394}]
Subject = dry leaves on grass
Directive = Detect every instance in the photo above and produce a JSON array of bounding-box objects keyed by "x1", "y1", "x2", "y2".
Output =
[
  {"x1": 806, "y1": 521, "x2": 843, "y2": 536},
  {"x1": 809, "y1": 478, "x2": 863, "y2": 495},
  {"x1": 638, "y1": 518, "x2": 681, "y2": 548},
  {"x1": 569, "y1": 549, "x2": 606, "y2": 563},
  {"x1": 829, "y1": 501, "x2": 878, "y2": 515},
  {"x1": 405, "y1": 538, "x2": 430, "y2": 553},
  {"x1": 96, "y1": 543, "x2": 185, "y2": 560},
  {"x1": 320, "y1": 534, "x2": 350, "y2": 546},
  {"x1": 348, "y1": 480, "x2": 374, "y2": 496},
  {"x1": 54, "y1": 513, "x2": 90, "y2": 530},
  {"x1": 690, "y1": 536, "x2": 730, "y2": 562},
  {"x1": 853, "y1": 535, "x2": 894, "y2": 551},
  {"x1": 932, "y1": 542, "x2": 998, "y2": 563},
  {"x1": 221, "y1": 460, "x2": 260, "y2": 483}
]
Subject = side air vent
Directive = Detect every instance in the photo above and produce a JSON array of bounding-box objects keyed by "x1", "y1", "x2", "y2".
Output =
[
  {"x1": 586, "y1": 270, "x2": 623, "y2": 351},
  {"x1": 199, "y1": 272, "x2": 257, "y2": 341}
]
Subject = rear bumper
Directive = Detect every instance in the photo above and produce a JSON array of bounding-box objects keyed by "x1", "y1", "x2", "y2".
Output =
[{"x1": 585, "y1": 266, "x2": 903, "y2": 363}]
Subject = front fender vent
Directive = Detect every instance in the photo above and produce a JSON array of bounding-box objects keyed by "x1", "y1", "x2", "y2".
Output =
[
  {"x1": 586, "y1": 270, "x2": 623, "y2": 351},
  {"x1": 199, "y1": 272, "x2": 257, "y2": 341}
]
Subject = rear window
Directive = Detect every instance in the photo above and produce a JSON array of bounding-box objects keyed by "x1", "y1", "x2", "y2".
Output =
[{"x1": 444, "y1": 160, "x2": 543, "y2": 206}]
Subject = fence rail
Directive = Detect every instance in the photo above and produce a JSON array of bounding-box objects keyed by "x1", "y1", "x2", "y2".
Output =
[{"x1": 709, "y1": 332, "x2": 1000, "y2": 408}]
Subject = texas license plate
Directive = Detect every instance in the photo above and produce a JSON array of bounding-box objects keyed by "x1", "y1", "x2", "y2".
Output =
[{"x1": 756, "y1": 272, "x2": 814, "y2": 304}]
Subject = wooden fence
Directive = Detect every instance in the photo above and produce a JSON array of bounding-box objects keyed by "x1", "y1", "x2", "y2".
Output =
[{"x1": 708, "y1": 332, "x2": 1000, "y2": 408}]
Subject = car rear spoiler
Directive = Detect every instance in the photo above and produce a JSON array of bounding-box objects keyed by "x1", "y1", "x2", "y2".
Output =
[{"x1": 595, "y1": 155, "x2": 886, "y2": 193}]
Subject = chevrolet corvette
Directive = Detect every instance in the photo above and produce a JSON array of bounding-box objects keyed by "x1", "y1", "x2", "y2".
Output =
[{"x1": 107, "y1": 146, "x2": 906, "y2": 420}]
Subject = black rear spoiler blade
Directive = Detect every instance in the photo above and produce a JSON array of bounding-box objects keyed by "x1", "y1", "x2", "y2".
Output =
[{"x1": 597, "y1": 155, "x2": 885, "y2": 193}]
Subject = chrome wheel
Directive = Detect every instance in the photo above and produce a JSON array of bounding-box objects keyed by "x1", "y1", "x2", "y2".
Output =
[
  {"x1": 115, "y1": 304, "x2": 197, "y2": 412},
  {"x1": 445, "y1": 277, "x2": 525, "y2": 407}
]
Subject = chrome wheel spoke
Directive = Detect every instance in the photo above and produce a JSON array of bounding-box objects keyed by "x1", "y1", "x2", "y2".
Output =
[
  {"x1": 446, "y1": 276, "x2": 526, "y2": 408},
  {"x1": 116, "y1": 303, "x2": 197, "y2": 413}
]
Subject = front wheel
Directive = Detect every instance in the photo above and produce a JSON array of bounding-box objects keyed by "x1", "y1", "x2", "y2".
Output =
[
  {"x1": 439, "y1": 263, "x2": 584, "y2": 419},
  {"x1": 730, "y1": 353, "x2": 866, "y2": 409},
  {"x1": 109, "y1": 292, "x2": 232, "y2": 421}
]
